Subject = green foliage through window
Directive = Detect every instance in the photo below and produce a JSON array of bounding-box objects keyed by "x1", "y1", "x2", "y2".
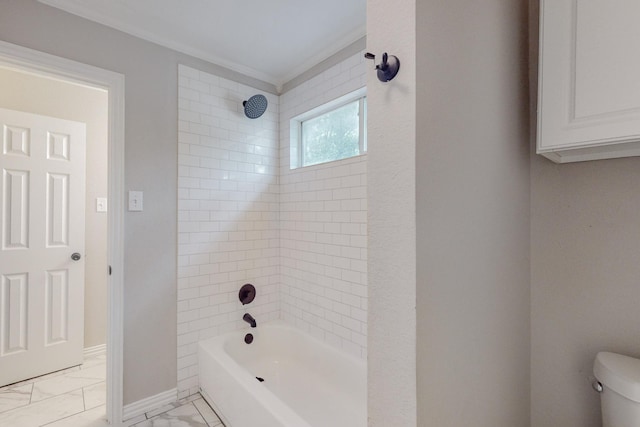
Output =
[
  {"x1": 297, "y1": 95, "x2": 366, "y2": 168},
  {"x1": 302, "y1": 101, "x2": 360, "y2": 166}
]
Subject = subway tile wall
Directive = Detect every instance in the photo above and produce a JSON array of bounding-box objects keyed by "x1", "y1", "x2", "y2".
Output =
[
  {"x1": 177, "y1": 52, "x2": 368, "y2": 397},
  {"x1": 177, "y1": 65, "x2": 280, "y2": 397},
  {"x1": 279, "y1": 52, "x2": 368, "y2": 359}
]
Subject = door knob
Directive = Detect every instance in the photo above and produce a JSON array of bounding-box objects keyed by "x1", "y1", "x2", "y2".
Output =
[{"x1": 71, "y1": 253, "x2": 81, "y2": 261}]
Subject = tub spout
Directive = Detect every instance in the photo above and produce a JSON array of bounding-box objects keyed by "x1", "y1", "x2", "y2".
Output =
[{"x1": 243, "y1": 313, "x2": 257, "y2": 328}]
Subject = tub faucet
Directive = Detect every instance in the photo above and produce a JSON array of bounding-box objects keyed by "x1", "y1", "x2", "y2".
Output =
[{"x1": 243, "y1": 313, "x2": 257, "y2": 328}]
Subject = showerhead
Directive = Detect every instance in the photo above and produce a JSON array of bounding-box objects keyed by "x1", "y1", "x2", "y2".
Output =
[{"x1": 243, "y1": 94, "x2": 268, "y2": 119}]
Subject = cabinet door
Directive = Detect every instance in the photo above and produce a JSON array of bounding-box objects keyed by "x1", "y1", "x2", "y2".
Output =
[{"x1": 538, "y1": 0, "x2": 640, "y2": 162}]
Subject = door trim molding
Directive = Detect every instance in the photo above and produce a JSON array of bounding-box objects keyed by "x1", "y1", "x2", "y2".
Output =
[{"x1": 0, "y1": 40, "x2": 125, "y2": 425}]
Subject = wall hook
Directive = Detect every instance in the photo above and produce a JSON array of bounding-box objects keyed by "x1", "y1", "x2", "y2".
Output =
[{"x1": 364, "y1": 52, "x2": 401, "y2": 82}]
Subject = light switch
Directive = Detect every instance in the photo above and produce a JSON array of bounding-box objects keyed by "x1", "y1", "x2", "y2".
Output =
[
  {"x1": 128, "y1": 191, "x2": 143, "y2": 212},
  {"x1": 96, "y1": 197, "x2": 108, "y2": 213}
]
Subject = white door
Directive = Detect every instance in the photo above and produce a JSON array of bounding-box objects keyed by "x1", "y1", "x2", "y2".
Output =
[{"x1": 0, "y1": 107, "x2": 86, "y2": 386}]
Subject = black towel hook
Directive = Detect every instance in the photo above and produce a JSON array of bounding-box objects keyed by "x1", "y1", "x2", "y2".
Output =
[{"x1": 365, "y1": 52, "x2": 401, "y2": 82}]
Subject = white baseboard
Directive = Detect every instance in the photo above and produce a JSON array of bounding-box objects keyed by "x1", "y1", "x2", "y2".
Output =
[
  {"x1": 83, "y1": 344, "x2": 106, "y2": 358},
  {"x1": 123, "y1": 388, "x2": 178, "y2": 421}
]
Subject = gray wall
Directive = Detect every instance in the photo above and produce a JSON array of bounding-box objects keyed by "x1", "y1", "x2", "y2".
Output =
[
  {"x1": 0, "y1": 0, "x2": 273, "y2": 404},
  {"x1": 529, "y1": 3, "x2": 640, "y2": 426},
  {"x1": 531, "y1": 154, "x2": 640, "y2": 427},
  {"x1": 367, "y1": 0, "x2": 531, "y2": 424},
  {"x1": 366, "y1": 0, "x2": 417, "y2": 424},
  {"x1": 416, "y1": 1, "x2": 531, "y2": 426}
]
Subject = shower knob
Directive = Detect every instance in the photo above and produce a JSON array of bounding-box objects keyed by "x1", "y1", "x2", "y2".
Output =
[{"x1": 239, "y1": 283, "x2": 256, "y2": 305}]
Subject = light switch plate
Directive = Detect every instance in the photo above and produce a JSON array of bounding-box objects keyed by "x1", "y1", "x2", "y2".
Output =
[
  {"x1": 96, "y1": 197, "x2": 108, "y2": 213},
  {"x1": 128, "y1": 191, "x2": 143, "y2": 212}
]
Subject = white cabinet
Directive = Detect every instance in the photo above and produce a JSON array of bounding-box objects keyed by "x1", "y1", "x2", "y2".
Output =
[{"x1": 537, "y1": 0, "x2": 640, "y2": 163}]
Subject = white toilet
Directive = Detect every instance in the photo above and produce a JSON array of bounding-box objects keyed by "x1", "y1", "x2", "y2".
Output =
[{"x1": 594, "y1": 352, "x2": 640, "y2": 427}]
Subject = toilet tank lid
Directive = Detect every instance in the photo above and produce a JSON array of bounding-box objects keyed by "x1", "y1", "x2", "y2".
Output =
[{"x1": 594, "y1": 352, "x2": 640, "y2": 402}]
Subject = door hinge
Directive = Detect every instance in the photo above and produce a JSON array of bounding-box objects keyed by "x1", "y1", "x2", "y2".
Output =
[{"x1": 108, "y1": 265, "x2": 112, "y2": 276}]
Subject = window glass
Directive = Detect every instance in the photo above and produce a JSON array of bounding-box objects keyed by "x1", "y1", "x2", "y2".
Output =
[{"x1": 299, "y1": 98, "x2": 365, "y2": 167}]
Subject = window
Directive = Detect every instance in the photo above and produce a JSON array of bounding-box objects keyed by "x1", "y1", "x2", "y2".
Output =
[{"x1": 290, "y1": 89, "x2": 367, "y2": 169}]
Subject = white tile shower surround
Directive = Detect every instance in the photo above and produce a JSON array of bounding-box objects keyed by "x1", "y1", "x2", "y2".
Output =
[
  {"x1": 0, "y1": 353, "x2": 223, "y2": 426},
  {"x1": 278, "y1": 156, "x2": 368, "y2": 358},
  {"x1": 278, "y1": 52, "x2": 368, "y2": 359},
  {"x1": 177, "y1": 64, "x2": 280, "y2": 398},
  {"x1": 177, "y1": 51, "x2": 368, "y2": 397}
]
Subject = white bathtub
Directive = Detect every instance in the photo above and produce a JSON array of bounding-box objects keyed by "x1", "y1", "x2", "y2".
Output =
[{"x1": 198, "y1": 320, "x2": 366, "y2": 427}]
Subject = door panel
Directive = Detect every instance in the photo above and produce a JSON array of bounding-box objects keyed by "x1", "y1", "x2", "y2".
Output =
[
  {"x1": 45, "y1": 269, "x2": 69, "y2": 345},
  {"x1": 1, "y1": 273, "x2": 28, "y2": 355},
  {"x1": 3, "y1": 126, "x2": 30, "y2": 157},
  {"x1": 3, "y1": 169, "x2": 29, "y2": 249},
  {"x1": 47, "y1": 172, "x2": 69, "y2": 247},
  {"x1": 0, "y1": 108, "x2": 85, "y2": 386}
]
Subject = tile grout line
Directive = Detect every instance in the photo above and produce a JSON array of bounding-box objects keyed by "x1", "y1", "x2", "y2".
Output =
[
  {"x1": 39, "y1": 403, "x2": 91, "y2": 427},
  {"x1": 82, "y1": 385, "x2": 86, "y2": 412},
  {"x1": 0, "y1": 364, "x2": 84, "y2": 394},
  {"x1": 0, "y1": 383, "x2": 34, "y2": 416},
  {"x1": 193, "y1": 396, "x2": 225, "y2": 427},
  {"x1": 0, "y1": 384, "x2": 96, "y2": 419},
  {"x1": 31, "y1": 382, "x2": 101, "y2": 407},
  {"x1": 0, "y1": 358, "x2": 105, "y2": 424},
  {"x1": 192, "y1": 400, "x2": 212, "y2": 427}
]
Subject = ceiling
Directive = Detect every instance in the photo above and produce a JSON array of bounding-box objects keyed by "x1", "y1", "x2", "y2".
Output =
[{"x1": 39, "y1": 0, "x2": 366, "y2": 89}]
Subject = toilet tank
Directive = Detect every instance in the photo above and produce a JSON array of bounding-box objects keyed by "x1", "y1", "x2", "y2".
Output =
[{"x1": 594, "y1": 352, "x2": 640, "y2": 427}]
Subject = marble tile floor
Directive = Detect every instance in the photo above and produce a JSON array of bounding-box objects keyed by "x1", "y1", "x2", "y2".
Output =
[
  {"x1": 0, "y1": 354, "x2": 223, "y2": 426},
  {"x1": 123, "y1": 395, "x2": 223, "y2": 427}
]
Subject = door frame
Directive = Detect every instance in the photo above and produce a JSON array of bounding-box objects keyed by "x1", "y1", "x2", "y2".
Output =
[{"x1": 0, "y1": 41, "x2": 125, "y2": 425}]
